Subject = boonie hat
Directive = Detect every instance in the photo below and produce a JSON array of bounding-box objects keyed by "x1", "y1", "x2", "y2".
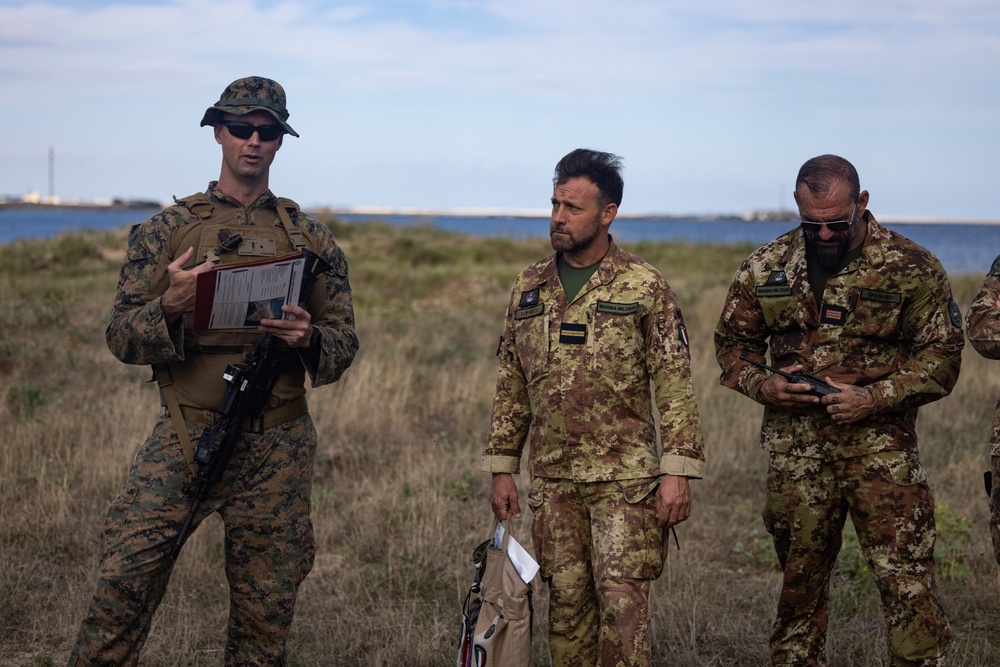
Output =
[{"x1": 200, "y1": 76, "x2": 299, "y2": 137}]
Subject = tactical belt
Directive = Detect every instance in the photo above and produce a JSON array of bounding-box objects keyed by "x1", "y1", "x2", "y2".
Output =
[{"x1": 179, "y1": 396, "x2": 309, "y2": 434}]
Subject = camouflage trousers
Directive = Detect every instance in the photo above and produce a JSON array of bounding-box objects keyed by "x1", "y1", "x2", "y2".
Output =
[
  {"x1": 68, "y1": 413, "x2": 317, "y2": 667},
  {"x1": 762, "y1": 450, "x2": 950, "y2": 667},
  {"x1": 991, "y1": 455, "x2": 1000, "y2": 566},
  {"x1": 526, "y1": 476, "x2": 668, "y2": 667}
]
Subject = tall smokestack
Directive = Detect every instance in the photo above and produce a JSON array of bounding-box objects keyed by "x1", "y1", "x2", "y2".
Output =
[{"x1": 48, "y1": 147, "x2": 54, "y2": 201}]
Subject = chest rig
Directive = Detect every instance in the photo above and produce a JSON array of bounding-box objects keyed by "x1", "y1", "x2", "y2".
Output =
[
  {"x1": 157, "y1": 192, "x2": 318, "y2": 474},
  {"x1": 171, "y1": 192, "x2": 315, "y2": 350}
]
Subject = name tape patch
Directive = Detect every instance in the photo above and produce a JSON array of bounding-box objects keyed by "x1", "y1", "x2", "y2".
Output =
[
  {"x1": 596, "y1": 300, "x2": 639, "y2": 315},
  {"x1": 514, "y1": 303, "x2": 545, "y2": 320},
  {"x1": 860, "y1": 288, "x2": 902, "y2": 304},
  {"x1": 756, "y1": 285, "x2": 792, "y2": 297},
  {"x1": 514, "y1": 304, "x2": 544, "y2": 320}
]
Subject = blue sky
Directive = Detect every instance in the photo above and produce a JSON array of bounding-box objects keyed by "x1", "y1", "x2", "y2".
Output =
[{"x1": 1, "y1": 0, "x2": 998, "y2": 219}]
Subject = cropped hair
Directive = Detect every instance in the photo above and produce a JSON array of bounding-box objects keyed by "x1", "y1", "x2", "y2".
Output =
[
  {"x1": 553, "y1": 149, "x2": 625, "y2": 207},
  {"x1": 796, "y1": 154, "x2": 860, "y2": 201}
]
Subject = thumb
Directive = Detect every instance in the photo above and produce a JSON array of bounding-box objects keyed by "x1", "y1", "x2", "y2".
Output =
[{"x1": 508, "y1": 491, "x2": 522, "y2": 519}]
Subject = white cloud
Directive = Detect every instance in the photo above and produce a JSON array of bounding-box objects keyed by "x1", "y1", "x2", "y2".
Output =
[{"x1": 0, "y1": 0, "x2": 998, "y2": 216}]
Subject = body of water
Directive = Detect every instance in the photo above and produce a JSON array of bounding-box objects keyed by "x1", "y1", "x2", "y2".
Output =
[
  {"x1": 2, "y1": 208, "x2": 996, "y2": 276},
  {"x1": 337, "y1": 212, "x2": 998, "y2": 277}
]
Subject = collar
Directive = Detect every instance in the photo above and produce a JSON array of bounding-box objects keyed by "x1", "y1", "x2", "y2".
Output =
[{"x1": 205, "y1": 181, "x2": 278, "y2": 211}]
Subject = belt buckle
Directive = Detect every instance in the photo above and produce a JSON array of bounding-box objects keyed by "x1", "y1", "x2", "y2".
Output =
[{"x1": 245, "y1": 414, "x2": 266, "y2": 434}]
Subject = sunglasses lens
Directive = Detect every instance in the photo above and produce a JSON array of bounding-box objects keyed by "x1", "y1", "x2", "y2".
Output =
[
  {"x1": 256, "y1": 125, "x2": 282, "y2": 141},
  {"x1": 224, "y1": 122, "x2": 253, "y2": 139},
  {"x1": 801, "y1": 220, "x2": 850, "y2": 232},
  {"x1": 224, "y1": 121, "x2": 282, "y2": 141}
]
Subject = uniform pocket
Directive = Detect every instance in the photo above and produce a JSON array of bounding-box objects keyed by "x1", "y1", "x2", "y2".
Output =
[
  {"x1": 618, "y1": 478, "x2": 666, "y2": 580},
  {"x1": 886, "y1": 451, "x2": 928, "y2": 486}
]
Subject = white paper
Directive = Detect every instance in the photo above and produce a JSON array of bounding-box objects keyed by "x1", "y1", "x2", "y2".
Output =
[
  {"x1": 203, "y1": 255, "x2": 304, "y2": 329},
  {"x1": 494, "y1": 523, "x2": 540, "y2": 584}
]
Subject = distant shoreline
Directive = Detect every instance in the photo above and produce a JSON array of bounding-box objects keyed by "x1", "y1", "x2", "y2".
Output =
[
  {"x1": 0, "y1": 201, "x2": 161, "y2": 212},
  {"x1": 327, "y1": 207, "x2": 1000, "y2": 226},
  {"x1": 3, "y1": 202, "x2": 998, "y2": 225}
]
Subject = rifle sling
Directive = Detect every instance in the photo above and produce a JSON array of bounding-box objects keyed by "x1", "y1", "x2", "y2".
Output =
[{"x1": 155, "y1": 364, "x2": 200, "y2": 477}]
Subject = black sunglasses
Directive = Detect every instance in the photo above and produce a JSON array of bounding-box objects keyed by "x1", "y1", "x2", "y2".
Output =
[
  {"x1": 222, "y1": 121, "x2": 283, "y2": 142},
  {"x1": 800, "y1": 203, "x2": 857, "y2": 233}
]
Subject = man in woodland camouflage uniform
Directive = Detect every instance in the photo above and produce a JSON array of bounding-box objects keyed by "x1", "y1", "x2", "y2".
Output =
[
  {"x1": 69, "y1": 77, "x2": 358, "y2": 666},
  {"x1": 965, "y1": 257, "x2": 1000, "y2": 567},
  {"x1": 714, "y1": 154, "x2": 963, "y2": 666},
  {"x1": 483, "y1": 148, "x2": 705, "y2": 667}
]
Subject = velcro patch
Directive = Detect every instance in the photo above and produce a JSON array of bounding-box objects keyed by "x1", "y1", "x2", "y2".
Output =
[
  {"x1": 766, "y1": 270, "x2": 788, "y2": 285},
  {"x1": 860, "y1": 288, "x2": 901, "y2": 304},
  {"x1": 596, "y1": 300, "x2": 639, "y2": 315},
  {"x1": 514, "y1": 304, "x2": 544, "y2": 320},
  {"x1": 559, "y1": 322, "x2": 587, "y2": 344},
  {"x1": 238, "y1": 238, "x2": 277, "y2": 257},
  {"x1": 756, "y1": 285, "x2": 792, "y2": 297},
  {"x1": 820, "y1": 304, "x2": 848, "y2": 325},
  {"x1": 519, "y1": 288, "x2": 540, "y2": 308}
]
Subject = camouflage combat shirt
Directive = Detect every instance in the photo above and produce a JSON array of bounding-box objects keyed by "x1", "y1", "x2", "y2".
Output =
[
  {"x1": 482, "y1": 239, "x2": 705, "y2": 482},
  {"x1": 714, "y1": 211, "x2": 964, "y2": 459},
  {"x1": 106, "y1": 182, "x2": 358, "y2": 409},
  {"x1": 966, "y1": 257, "x2": 1000, "y2": 456}
]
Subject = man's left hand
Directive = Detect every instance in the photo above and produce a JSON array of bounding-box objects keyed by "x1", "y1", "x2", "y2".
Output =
[
  {"x1": 820, "y1": 378, "x2": 875, "y2": 425},
  {"x1": 656, "y1": 475, "x2": 691, "y2": 528},
  {"x1": 259, "y1": 304, "x2": 313, "y2": 348}
]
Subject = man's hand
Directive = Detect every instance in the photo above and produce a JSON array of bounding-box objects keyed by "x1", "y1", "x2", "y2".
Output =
[
  {"x1": 820, "y1": 379, "x2": 875, "y2": 425},
  {"x1": 757, "y1": 364, "x2": 822, "y2": 407},
  {"x1": 259, "y1": 304, "x2": 313, "y2": 348},
  {"x1": 656, "y1": 475, "x2": 691, "y2": 528},
  {"x1": 490, "y1": 473, "x2": 521, "y2": 521},
  {"x1": 161, "y1": 247, "x2": 216, "y2": 325}
]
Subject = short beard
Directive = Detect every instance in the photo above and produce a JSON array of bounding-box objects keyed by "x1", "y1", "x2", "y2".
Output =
[{"x1": 804, "y1": 225, "x2": 858, "y2": 269}]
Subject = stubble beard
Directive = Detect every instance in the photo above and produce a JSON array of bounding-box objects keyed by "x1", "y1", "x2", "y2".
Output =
[{"x1": 550, "y1": 216, "x2": 602, "y2": 255}]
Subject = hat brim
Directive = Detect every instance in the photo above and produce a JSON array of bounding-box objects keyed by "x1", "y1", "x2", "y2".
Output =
[{"x1": 200, "y1": 105, "x2": 299, "y2": 138}]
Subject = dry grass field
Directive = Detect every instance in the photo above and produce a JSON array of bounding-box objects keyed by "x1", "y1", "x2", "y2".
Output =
[{"x1": 1, "y1": 218, "x2": 998, "y2": 666}]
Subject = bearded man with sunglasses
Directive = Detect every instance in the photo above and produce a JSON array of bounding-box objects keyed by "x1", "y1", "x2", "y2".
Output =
[
  {"x1": 714, "y1": 154, "x2": 963, "y2": 666},
  {"x1": 68, "y1": 77, "x2": 358, "y2": 666}
]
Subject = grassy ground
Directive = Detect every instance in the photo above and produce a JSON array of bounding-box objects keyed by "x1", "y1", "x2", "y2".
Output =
[{"x1": 1, "y1": 219, "x2": 998, "y2": 666}]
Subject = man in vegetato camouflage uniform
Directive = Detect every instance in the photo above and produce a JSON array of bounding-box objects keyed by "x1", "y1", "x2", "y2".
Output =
[
  {"x1": 714, "y1": 154, "x2": 963, "y2": 666},
  {"x1": 483, "y1": 149, "x2": 705, "y2": 667},
  {"x1": 966, "y1": 257, "x2": 1000, "y2": 567},
  {"x1": 68, "y1": 77, "x2": 358, "y2": 666}
]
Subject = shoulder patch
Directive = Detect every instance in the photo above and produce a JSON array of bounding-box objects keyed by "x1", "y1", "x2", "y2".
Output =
[{"x1": 948, "y1": 299, "x2": 963, "y2": 330}]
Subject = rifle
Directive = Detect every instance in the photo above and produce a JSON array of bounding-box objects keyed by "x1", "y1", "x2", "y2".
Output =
[
  {"x1": 738, "y1": 354, "x2": 841, "y2": 398},
  {"x1": 168, "y1": 248, "x2": 333, "y2": 561}
]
